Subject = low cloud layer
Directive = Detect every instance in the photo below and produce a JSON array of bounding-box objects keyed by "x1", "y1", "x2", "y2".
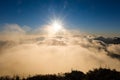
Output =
[{"x1": 0, "y1": 24, "x2": 120, "y2": 76}]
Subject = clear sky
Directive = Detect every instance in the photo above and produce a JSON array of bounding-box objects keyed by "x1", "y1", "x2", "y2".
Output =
[{"x1": 0, "y1": 0, "x2": 120, "y2": 34}]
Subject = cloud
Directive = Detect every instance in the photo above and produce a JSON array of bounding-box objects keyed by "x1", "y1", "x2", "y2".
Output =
[
  {"x1": 92, "y1": 36, "x2": 120, "y2": 60},
  {"x1": 1, "y1": 24, "x2": 25, "y2": 34},
  {"x1": 107, "y1": 44, "x2": 120, "y2": 55},
  {"x1": 0, "y1": 24, "x2": 120, "y2": 76},
  {"x1": 106, "y1": 44, "x2": 120, "y2": 60}
]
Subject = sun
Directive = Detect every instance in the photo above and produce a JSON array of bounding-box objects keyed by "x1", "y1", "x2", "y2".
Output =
[
  {"x1": 46, "y1": 18, "x2": 65, "y2": 35},
  {"x1": 52, "y1": 21, "x2": 61, "y2": 32},
  {"x1": 51, "y1": 20, "x2": 63, "y2": 32}
]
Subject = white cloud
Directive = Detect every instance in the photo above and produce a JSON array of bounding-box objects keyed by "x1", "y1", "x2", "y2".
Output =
[
  {"x1": 107, "y1": 44, "x2": 120, "y2": 55},
  {"x1": 2, "y1": 24, "x2": 25, "y2": 34}
]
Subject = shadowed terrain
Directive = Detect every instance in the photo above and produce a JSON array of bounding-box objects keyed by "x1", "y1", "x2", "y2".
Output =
[{"x1": 0, "y1": 68, "x2": 120, "y2": 80}]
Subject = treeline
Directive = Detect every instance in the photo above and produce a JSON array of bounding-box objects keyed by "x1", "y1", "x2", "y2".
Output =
[{"x1": 0, "y1": 68, "x2": 120, "y2": 80}]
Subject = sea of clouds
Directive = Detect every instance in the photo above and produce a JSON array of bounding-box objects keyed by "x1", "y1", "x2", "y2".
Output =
[{"x1": 0, "y1": 24, "x2": 120, "y2": 76}]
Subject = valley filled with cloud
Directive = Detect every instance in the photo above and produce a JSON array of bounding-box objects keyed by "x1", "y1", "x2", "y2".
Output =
[{"x1": 0, "y1": 24, "x2": 120, "y2": 76}]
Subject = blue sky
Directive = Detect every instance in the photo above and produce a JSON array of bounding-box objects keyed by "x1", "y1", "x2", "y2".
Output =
[{"x1": 0, "y1": 0, "x2": 120, "y2": 34}]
